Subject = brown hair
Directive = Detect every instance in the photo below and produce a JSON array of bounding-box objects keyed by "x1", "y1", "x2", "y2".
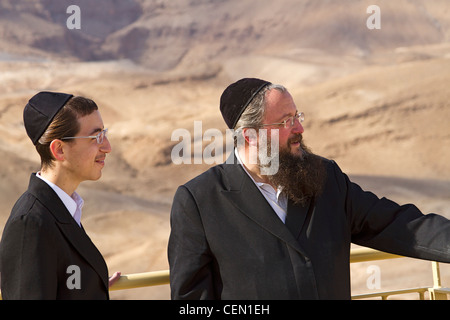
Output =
[{"x1": 36, "y1": 96, "x2": 98, "y2": 169}]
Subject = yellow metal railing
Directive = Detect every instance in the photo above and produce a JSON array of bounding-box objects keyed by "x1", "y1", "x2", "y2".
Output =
[
  {"x1": 1, "y1": 248, "x2": 448, "y2": 300},
  {"x1": 349, "y1": 248, "x2": 449, "y2": 300},
  {"x1": 110, "y1": 270, "x2": 170, "y2": 292},
  {"x1": 109, "y1": 247, "x2": 448, "y2": 300},
  {"x1": 349, "y1": 247, "x2": 402, "y2": 263}
]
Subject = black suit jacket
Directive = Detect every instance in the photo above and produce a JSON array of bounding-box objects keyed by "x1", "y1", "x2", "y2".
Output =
[
  {"x1": 0, "y1": 174, "x2": 109, "y2": 300},
  {"x1": 168, "y1": 155, "x2": 450, "y2": 299}
]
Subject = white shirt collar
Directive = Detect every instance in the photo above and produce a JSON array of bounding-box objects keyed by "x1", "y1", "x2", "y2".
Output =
[
  {"x1": 234, "y1": 149, "x2": 287, "y2": 222},
  {"x1": 234, "y1": 148, "x2": 282, "y2": 192},
  {"x1": 36, "y1": 172, "x2": 84, "y2": 226}
]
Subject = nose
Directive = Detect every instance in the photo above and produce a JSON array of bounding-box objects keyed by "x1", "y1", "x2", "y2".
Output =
[
  {"x1": 291, "y1": 118, "x2": 304, "y2": 134},
  {"x1": 100, "y1": 136, "x2": 112, "y2": 153}
]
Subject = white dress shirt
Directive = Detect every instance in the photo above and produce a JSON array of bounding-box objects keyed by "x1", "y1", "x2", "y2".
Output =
[
  {"x1": 36, "y1": 172, "x2": 84, "y2": 227},
  {"x1": 235, "y1": 149, "x2": 288, "y2": 223}
]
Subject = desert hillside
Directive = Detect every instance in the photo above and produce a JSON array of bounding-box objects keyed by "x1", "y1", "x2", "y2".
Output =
[{"x1": 1, "y1": 0, "x2": 449, "y2": 299}]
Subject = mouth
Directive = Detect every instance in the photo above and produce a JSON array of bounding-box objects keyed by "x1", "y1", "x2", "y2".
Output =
[
  {"x1": 95, "y1": 156, "x2": 106, "y2": 166},
  {"x1": 288, "y1": 135, "x2": 302, "y2": 147}
]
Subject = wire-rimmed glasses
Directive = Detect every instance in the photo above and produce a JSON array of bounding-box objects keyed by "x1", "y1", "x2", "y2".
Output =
[
  {"x1": 61, "y1": 128, "x2": 108, "y2": 144},
  {"x1": 261, "y1": 112, "x2": 304, "y2": 129}
]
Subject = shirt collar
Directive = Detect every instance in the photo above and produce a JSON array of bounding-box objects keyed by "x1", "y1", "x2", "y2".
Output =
[
  {"x1": 234, "y1": 148, "x2": 283, "y2": 195},
  {"x1": 36, "y1": 172, "x2": 84, "y2": 224},
  {"x1": 234, "y1": 148, "x2": 288, "y2": 223}
]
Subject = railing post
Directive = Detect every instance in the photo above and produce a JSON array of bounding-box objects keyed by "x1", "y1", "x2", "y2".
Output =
[
  {"x1": 428, "y1": 261, "x2": 448, "y2": 300},
  {"x1": 432, "y1": 261, "x2": 442, "y2": 288}
]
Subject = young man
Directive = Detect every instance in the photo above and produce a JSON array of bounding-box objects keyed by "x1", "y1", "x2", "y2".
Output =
[
  {"x1": 168, "y1": 78, "x2": 450, "y2": 300},
  {"x1": 0, "y1": 92, "x2": 120, "y2": 299}
]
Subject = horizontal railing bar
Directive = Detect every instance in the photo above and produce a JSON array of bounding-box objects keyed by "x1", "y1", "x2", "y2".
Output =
[
  {"x1": 432, "y1": 288, "x2": 450, "y2": 293},
  {"x1": 351, "y1": 287, "x2": 429, "y2": 300},
  {"x1": 349, "y1": 247, "x2": 403, "y2": 263},
  {"x1": 109, "y1": 270, "x2": 170, "y2": 291}
]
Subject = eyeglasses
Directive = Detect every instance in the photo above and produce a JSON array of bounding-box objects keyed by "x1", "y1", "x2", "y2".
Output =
[
  {"x1": 261, "y1": 112, "x2": 304, "y2": 129},
  {"x1": 61, "y1": 128, "x2": 108, "y2": 144}
]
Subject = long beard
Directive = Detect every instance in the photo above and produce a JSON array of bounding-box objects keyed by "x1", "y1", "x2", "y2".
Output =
[{"x1": 261, "y1": 134, "x2": 327, "y2": 205}]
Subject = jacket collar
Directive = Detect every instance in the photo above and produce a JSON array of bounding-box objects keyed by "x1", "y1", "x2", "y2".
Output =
[
  {"x1": 220, "y1": 152, "x2": 312, "y2": 256},
  {"x1": 28, "y1": 173, "x2": 75, "y2": 224}
]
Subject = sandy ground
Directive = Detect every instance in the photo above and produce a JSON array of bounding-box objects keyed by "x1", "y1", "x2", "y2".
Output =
[{"x1": 0, "y1": 42, "x2": 449, "y2": 299}]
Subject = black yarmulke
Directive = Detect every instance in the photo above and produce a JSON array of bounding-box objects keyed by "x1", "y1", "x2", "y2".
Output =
[
  {"x1": 220, "y1": 78, "x2": 271, "y2": 129},
  {"x1": 23, "y1": 91, "x2": 73, "y2": 145}
]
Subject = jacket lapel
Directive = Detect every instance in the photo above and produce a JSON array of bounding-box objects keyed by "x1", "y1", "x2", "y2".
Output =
[
  {"x1": 57, "y1": 223, "x2": 109, "y2": 291},
  {"x1": 28, "y1": 174, "x2": 109, "y2": 291},
  {"x1": 285, "y1": 198, "x2": 313, "y2": 240},
  {"x1": 220, "y1": 154, "x2": 309, "y2": 257}
]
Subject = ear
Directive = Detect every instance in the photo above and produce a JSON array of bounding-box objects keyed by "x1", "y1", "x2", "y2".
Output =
[
  {"x1": 49, "y1": 139, "x2": 65, "y2": 161},
  {"x1": 242, "y1": 128, "x2": 258, "y2": 146}
]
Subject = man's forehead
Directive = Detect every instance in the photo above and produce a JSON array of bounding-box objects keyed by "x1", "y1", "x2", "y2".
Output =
[
  {"x1": 78, "y1": 110, "x2": 104, "y2": 134},
  {"x1": 264, "y1": 90, "x2": 296, "y2": 121}
]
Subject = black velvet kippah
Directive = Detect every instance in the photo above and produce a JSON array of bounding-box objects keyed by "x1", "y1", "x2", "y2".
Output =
[
  {"x1": 23, "y1": 91, "x2": 73, "y2": 145},
  {"x1": 220, "y1": 78, "x2": 271, "y2": 129}
]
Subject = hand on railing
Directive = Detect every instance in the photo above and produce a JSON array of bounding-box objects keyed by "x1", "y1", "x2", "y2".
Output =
[{"x1": 109, "y1": 271, "x2": 122, "y2": 288}]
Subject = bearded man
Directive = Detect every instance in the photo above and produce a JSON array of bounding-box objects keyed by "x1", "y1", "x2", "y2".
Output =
[{"x1": 168, "y1": 78, "x2": 450, "y2": 300}]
